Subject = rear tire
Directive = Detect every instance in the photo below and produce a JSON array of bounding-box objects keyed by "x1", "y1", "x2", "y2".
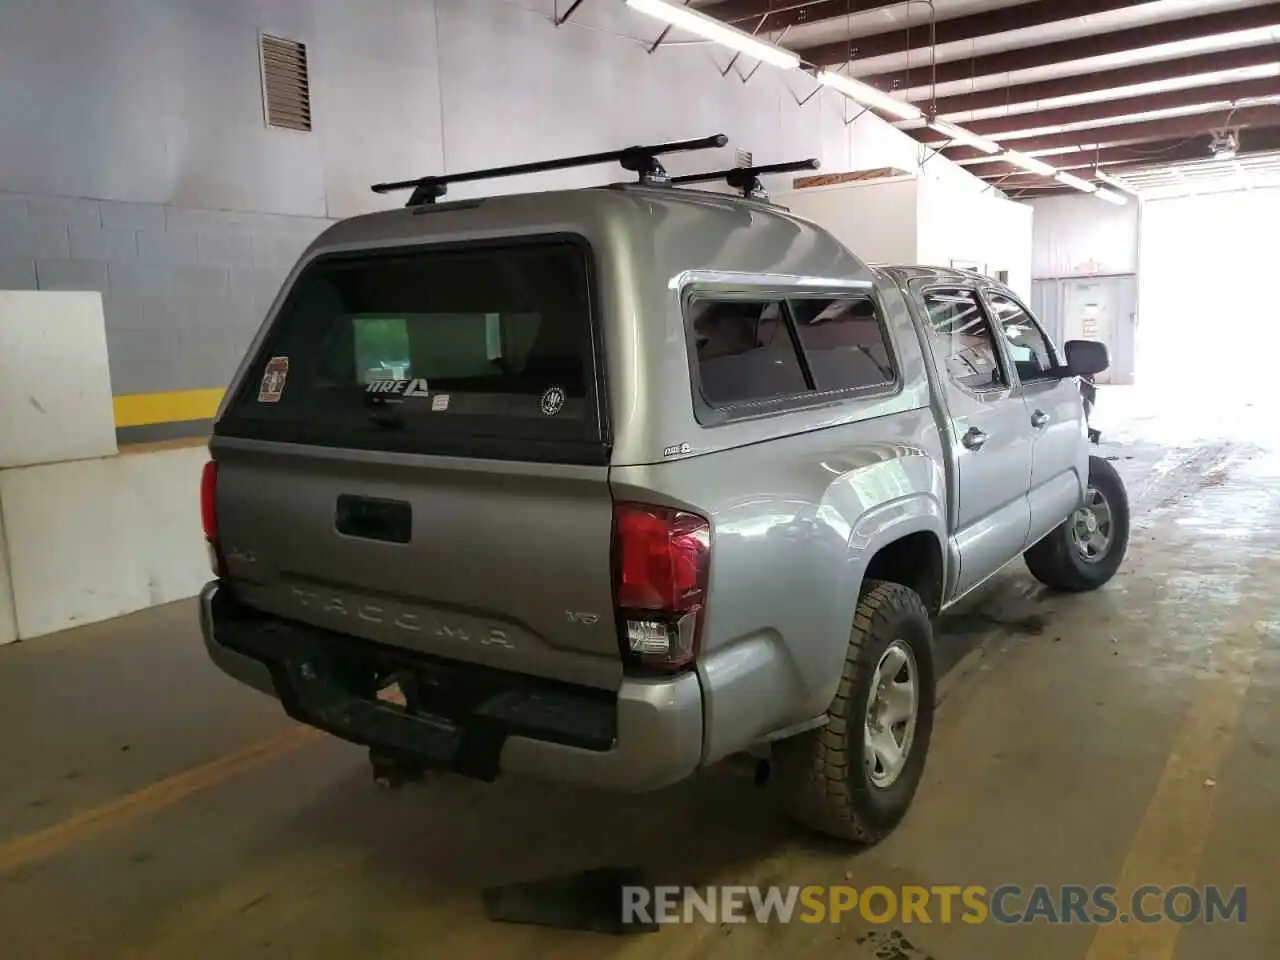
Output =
[
  {"x1": 775, "y1": 581, "x2": 935, "y2": 844},
  {"x1": 1024, "y1": 454, "x2": 1130, "y2": 592}
]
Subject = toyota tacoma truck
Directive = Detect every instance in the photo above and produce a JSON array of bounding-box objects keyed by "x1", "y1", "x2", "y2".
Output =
[{"x1": 197, "y1": 136, "x2": 1128, "y2": 843}]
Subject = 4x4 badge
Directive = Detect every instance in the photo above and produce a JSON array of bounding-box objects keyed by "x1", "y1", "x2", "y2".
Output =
[{"x1": 540, "y1": 386, "x2": 566, "y2": 416}]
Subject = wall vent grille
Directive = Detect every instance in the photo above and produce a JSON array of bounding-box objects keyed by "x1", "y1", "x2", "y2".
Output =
[{"x1": 261, "y1": 35, "x2": 312, "y2": 132}]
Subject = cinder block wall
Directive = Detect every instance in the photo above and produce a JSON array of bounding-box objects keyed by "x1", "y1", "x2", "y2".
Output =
[
  {"x1": 0, "y1": 194, "x2": 333, "y2": 443},
  {"x1": 1, "y1": 0, "x2": 1000, "y2": 447}
]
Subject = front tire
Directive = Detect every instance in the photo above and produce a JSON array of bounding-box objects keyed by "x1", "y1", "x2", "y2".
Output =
[
  {"x1": 775, "y1": 581, "x2": 936, "y2": 844},
  {"x1": 1024, "y1": 454, "x2": 1130, "y2": 592}
]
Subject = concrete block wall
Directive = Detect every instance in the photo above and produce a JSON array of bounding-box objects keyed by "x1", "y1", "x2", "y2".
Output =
[
  {"x1": 1, "y1": 0, "x2": 1003, "y2": 446},
  {"x1": 0, "y1": 193, "x2": 332, "y2": 442}
]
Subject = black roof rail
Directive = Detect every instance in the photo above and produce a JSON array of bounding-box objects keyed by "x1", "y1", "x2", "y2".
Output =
[
  {"x1": 671, "y1": 158, "x2": 820, "y2": 202},
  {"x1": 371, "y1": 134, "x2": 730, "y2": 207}
]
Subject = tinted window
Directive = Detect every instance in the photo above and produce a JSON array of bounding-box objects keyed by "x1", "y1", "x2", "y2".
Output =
[
  {"x1": 217, "y1": 238, "x2": 605, "y2": 461},
  {"x1": 921, "y1": 288, "x2": 1006, "y2": 392},
  {"x1": 789, "y1": 296, "x2": 895, "y2": 392},
  {"x1": 691, "y1": 300, "x2": 807, "y2": 406},
  {"x1": 987, "y1": 292, "x2": 1058, "y2": 382}
]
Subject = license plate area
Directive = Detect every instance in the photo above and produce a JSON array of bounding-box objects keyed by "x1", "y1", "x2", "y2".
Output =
[{"x1": 262, "y1": 626, "x2": 618, "y2": 780}]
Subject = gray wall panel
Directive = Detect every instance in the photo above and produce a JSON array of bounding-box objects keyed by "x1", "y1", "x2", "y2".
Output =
[{"x1": 0, "y1": 0, "x2": 1002, "y2": 407}]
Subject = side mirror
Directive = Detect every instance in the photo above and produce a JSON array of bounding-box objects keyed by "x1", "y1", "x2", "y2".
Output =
[{"x1": 1064, "y1": 339, "x2": 1109, "y2": 378}]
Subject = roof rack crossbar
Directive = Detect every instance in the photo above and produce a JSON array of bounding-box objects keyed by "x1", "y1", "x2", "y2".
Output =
[
  {"x1": 371, "y1": 134, "x2": 729, "y2": 207},
  {"x1": 671, "y1": 158, "x2": 820, "y2": 202}
]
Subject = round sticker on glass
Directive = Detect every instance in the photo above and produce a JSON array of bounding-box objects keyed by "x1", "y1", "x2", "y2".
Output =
[{"x1": 540, "y1": 386, "x2": 566, "y2": 417}]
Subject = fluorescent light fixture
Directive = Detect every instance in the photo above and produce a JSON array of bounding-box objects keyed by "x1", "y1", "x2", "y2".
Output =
[
  {"x1": 1055, "y1": 171, "x2": 1098, "y2": 193},
  {"x1": 1094, "y1": 168, "x2": 1141, "y2": 196},
  {"x1": 1095, "y1": 187, "x2": 1128, "y2": 205},
  {"x1": 816, "y1": 69, "x2": 924, "y2": 121},
  {"x1": 928, "y1": 118, "x2": 1001, "y2": 154},
  {"x1": 625, "y1": 0, "x2": 800, "y2": 69},
  {"x1": 1003, "y1": 150, "x2": 1057, "y2": 177}
]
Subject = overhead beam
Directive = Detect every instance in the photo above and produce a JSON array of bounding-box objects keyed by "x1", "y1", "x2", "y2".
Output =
[
  {"x1": 938, "y1": 105, "x2": 1280, "y2": 163},
  {"x1": 795, "y1": 0, "x2": 1145, "y2": 69},
  {"x1": 701, "y1": 0, "x2": 892, "y2": 32},
  {"x1": 973, "y1": 137, "x2": 1220, "y2": 179},
  {"x1": 930, "y1": 47, "x2": 1280, "y2": 116},
  {"x1": 985, "y1": 174, "x2": 1084, "y2": 190},
  {"x1": 856, "y1": 3, "x2": 1280, "y2": 92},
  {"x1": 1091, "y1": 124, "x2": 1280, "y2": 172},
  {"x1": 916, "y1": 76, "x2": 1280, "y2": 143},
  {"x1": 1004, "y1": 189, "x2": 1075, "y2": 199},
  {"x1": 1104, "y1": 126, "x2": 1280, "y2": 171}
]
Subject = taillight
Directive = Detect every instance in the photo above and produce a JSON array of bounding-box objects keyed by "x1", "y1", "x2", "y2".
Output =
[
  {"x1": 613, "y1": 503, "x2": 711, "y2": 674},
  {"x1": 200, "y1": 460, "x2": 225, "y2": 577}
]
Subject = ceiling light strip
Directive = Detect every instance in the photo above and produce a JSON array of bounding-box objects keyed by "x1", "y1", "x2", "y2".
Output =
[
  {"x1": 816, "y1": 69, "x2": 923, "y2": 120},
  {"x1": 928, "y1": 118, "x2": 1001, "y2": 154},
  {"x1": 1003, "y1": 150, "x2": 1058, "y2": 177},
  {"x1": 1094, "y1": 168, "x2": 1142, "y2": 196},
  {"x1": 1055, "y1": 171, "x2": 1098, "y2": 193},
  {"x1": 1095, "y1": 187, "x2": 1129, "y2": 205},
  {"x1": 625, "y1": 0, "x2": 800, "y2": 69},
  {"x1": 625, "y1": 0, "x2": 1130, "y2": 206}
]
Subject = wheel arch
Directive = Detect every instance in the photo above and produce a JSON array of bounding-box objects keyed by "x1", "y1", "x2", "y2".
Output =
[{"x1": 806, "y1": 496, "x2": 947, "y2": 718}]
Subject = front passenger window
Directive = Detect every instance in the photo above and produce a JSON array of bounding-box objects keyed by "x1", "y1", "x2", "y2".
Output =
[
  {"x1": 921, "y1": 289, "x2": 1007, "y2": 392},
  {"x1": 987, "y1": 292, "x2": 1058, "y2": 382}
]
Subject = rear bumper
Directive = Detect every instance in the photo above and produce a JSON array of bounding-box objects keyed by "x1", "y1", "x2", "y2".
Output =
[{"x1": 198, "y1": 581, "x2": 703, "y2": 792}]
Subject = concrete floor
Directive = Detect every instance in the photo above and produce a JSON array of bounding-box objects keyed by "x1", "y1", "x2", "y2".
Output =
[{"x1": 2, "y1": 389, "x2": 1277, "y2": 959}]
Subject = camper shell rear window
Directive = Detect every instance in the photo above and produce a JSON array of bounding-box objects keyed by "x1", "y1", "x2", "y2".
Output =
[{"x1": 215, "y1": 235, "x2": 610, "y2": 464}]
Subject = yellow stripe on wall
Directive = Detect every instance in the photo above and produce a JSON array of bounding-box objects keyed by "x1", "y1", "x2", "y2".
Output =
[{"x1": 113, "y1": 388, "x2": 227, "y2": 428}]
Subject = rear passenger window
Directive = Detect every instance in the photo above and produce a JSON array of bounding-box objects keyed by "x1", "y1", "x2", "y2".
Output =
[
  {"x1": 691, "y1": 300, "x2": 807, "y2": 406},
  {"x1": 788, "y1": 296, "x2": 895, "y2": 392},
  {"x1": 922, "y1": 288, "x2": 1007, "y2": 392}
]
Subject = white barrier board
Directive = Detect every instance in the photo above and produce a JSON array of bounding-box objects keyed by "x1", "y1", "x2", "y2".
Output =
[
  {"x1": 0, "y1": 291, "x2": 118, "y2": 468},
  {"x1": 0, "y1": 447, "x2": 210, "y2": 639},
  {"x1": 0, "y1": 508, "x2": 15, "y2": 645}
]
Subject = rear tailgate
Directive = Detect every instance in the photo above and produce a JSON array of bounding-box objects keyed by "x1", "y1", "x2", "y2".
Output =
[{"x1": 211, "y1": 235, "x2": 623, "y2": 691}]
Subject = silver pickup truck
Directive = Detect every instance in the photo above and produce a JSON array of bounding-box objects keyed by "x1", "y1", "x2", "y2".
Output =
[{"x1": 197, "y1": 137, "x2": 1128, "y2": 844}]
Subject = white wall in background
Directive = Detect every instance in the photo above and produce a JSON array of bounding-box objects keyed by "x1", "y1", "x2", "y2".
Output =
[
  {"x1": 917, "y1": 179, "x2": 1034, "y2": 298},
  {"x1": 777, "y1": 178, "x2": 922, "y2": 266},
  {"x1": 0, "y1": 0, "x2": 995, "y2": 218},
  {"x1": 1029, "y1": 193, "x2": 1140, "y2": 278},
  {"x1": 0, "y1": 291, "x2": 118, "y2": 468},
  {"x1": 778, "y1": 178, "x2": 1033, "y2": 296}
]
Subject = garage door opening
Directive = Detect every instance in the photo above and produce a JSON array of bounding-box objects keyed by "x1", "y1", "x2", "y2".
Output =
[{"x1": 1138, "y1": 188, "x2": 1280, "y2": 406}]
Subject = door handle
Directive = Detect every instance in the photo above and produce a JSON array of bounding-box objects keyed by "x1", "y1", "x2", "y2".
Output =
[
  {"x1": 961, "y1": 427, "x2": 988, "y2": 451},
  {"x1": 1031, "y1": 409, "x2": 1050, "y2": 429}
]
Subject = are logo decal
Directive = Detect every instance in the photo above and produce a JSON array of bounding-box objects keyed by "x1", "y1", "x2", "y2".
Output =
[{"x1": 365, "y1": 378, "x2": 431, "y2": 398}]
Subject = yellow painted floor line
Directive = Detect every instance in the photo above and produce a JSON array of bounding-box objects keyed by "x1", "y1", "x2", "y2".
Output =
[
  {"x1": 0, "y1": 725, "x2": 317, "y2": 877},
  {"x1": 1086, "y1": 619, "x2": 1265, "y2": 960}
]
